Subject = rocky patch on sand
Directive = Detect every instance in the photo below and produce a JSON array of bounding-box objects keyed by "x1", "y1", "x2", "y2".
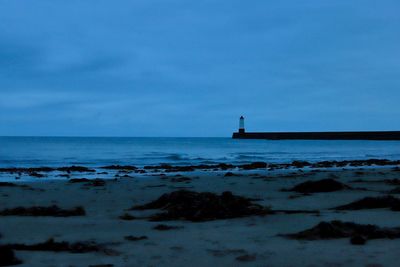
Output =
[
  {"x1": 284, "y1": 220, "x2": 400, "y2": 245},
  {"x1": 0, "y1": 182, "x2": 31, "y2": 190},
  {"x1": 0, "y1": 247, "x2": 22, "y2": 266},
  {"x1": 0, "y1": 166, "x2": 95, "y2": 177},
  {"x1": 270, "y1": 209, "x2": 320, "y2": 215},
  {"x1": 333, "y1": 196, "x2": 400, "y2": 211},
  {"x1": 235, "y1": 253, "x2": 257, "y2": 262},
  {"x1": 101, "y1": 165, "x2": 137, "y2": 171},
  {"x1": 119, "y1": 213, "x2": 136, "y2": 220},
  {"x1": 29, "y1": 172, "x2": 45, "y2": 178},
  {"x1": 0, "y1": 238, "x2": 115, "y2": 255},
  {"x1": 69, "y1": 178, "x2": 106, "y2": 187},
  {"x1": 132, "y1": 190, "x2": 269, "y2": 222},
  {"x1": 124, "y1": 236, "x2": 148, "y2": 241},
  {"x1": 310, "y1": 159, "x2": 400, "y2": 168},
  {"x1": 57, "y1": 166, "x2": 95, "y2": 173},
  {"x1": 239, "y1": 162, "x2": 267, "y2": 170},
  {"x1": 285, "y1": 179, "x2": 350, "y2": 193},
  {"x1": 0, "y1": 205, "x2": 85, "y2": 217},
  {"x1": 1, "y1": 159, "x2": 399, "y2": 179},
  {"x1": 153, "y1": 224, "x2": 184, "y2": 231}
]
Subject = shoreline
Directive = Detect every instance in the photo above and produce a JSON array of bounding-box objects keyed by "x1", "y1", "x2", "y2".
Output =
[{"x1": 1, "y1": 158, "x2": 399, "y2": 182}]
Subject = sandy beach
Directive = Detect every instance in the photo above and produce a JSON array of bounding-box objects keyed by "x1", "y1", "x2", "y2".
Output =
[
  {"x1": 2, "y1": 0, "x2": 399, "y2": 265},
  {"x1": 0, "y1": 161, "x2": 400, "y2": 266}
]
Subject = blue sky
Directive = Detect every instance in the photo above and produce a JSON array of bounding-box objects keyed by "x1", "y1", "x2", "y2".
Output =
[{"x1": 0, "y1": 0, "x2": 399, "y2": 136}]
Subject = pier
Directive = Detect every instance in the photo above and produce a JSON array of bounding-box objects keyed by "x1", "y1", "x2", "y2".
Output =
[{"x1": 232, "y1": 117, "x2": 400, "y2": 140}]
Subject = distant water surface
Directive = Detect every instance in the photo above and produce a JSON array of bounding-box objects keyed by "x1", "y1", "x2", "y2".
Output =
[{"x1": 1, "y1": 137, "x2": 400, "y2": 168}]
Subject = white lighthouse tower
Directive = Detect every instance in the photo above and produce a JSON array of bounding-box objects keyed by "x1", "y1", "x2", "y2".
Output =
[{"x1": 239, "y1": 116, "x2": 245, "y2": 134}]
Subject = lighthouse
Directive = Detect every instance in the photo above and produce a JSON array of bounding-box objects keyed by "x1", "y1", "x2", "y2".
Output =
[{"x1": 239, "y1": 116, "x2": 245, "y2": 134}]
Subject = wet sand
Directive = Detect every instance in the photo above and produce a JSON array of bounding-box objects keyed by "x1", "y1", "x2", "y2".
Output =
[{"x1": 1, "y1": 163, "x2": 400, "y2": 266}]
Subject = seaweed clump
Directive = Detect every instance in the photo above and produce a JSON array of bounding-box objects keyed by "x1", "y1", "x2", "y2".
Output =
[
  {"x1": 334, "y1": 196, "x2": 400, "y2": 211},
  {"x1": 132, "y1": 190, "x2": 268, "y2": 222},
  {"x1": 0, "y1": 205, "x2": 85, "y2": 217},
  {"x1": 0, "y1": 238, "x2": 115, "y2": 255},
  {"x1": 285, "y1": 220, "x2": 400, "y2": 245},
  {"x1": 0, "y1": 247, "x2": 22, "y2": 266},
  {"x1": 287, "y1": 179, "x2": 350, "y2": 193}
]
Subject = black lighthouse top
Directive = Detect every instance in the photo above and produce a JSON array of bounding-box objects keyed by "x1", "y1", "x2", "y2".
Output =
[{"x1": 239, "y1": 116, "x2": 245, "y2": 133}]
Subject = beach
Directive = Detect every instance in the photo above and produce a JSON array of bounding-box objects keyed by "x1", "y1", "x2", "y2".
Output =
[
  {"x1": 2, "y1": 0, "x2": 400, "y2": 265},
  {"x1": 1, "y1": 161, "x2": 400, "y2": 266}
]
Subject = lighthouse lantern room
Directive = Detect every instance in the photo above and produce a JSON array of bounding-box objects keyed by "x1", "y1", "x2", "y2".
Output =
[{"x1": 239, "y1": 116, "x2": 245, "y2": 133}]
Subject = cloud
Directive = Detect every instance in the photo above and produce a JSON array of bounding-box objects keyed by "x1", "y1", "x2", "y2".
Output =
[{"x1": 0, "y1": 0, "x2": 399, "y2": 136}]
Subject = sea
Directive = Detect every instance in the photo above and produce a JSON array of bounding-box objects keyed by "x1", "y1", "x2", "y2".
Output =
[{"x1": 1, "y1": 136, "x2": 400, "y2": 168}]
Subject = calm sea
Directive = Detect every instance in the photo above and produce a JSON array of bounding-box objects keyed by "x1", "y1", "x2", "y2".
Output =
[{"x1": 1, "y1": 137, "x2": 400, "y2": 168}]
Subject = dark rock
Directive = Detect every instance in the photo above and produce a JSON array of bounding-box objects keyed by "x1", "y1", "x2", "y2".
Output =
[
  {"x1": 1, "y1": 238, "x2": 109, "y2": 254},
  {"x1": 350, "y1": 235, "x2": 366, "y2": 245},
  {"x1": 144, "y1": 164, "x2": 170, "y2": 170},
  {"x1": 0, "y1": 182, "x2": 18, "y2": 187},
  {"x1": 119, "y1": 213, "x2": 136, "y2": 220},
  {"x1": 240, "y1": 162, "x2": 267, "y2": 170},
  {"x1": 309, "y1": 159, "x2": 400, "y2": 169},
  {"x1": 0, "y1": 247, "x2": 22, "y2": 266},
  {"x1": 132, "y1": 190, "x2": 269, "y2": 222},
  {"x1": 153, "y1": 224, "x2": 183, "y2": 231},
  {"x1": 0, "y1": 182, "x2": 29, "y2": 189},
  {"x1": 101, "y1": 165, "x2": 137, "y2": 171},
  {"x1": 236, "y1": 254, "x2": 257, "y2": 262},
  {"x1": 29, "y1": 172, "x2": 45, "y2": 178},
  {"x1": 57, "y1": 166, "x2": 95, "y2": 172},
  {"x1": 285, "y1": 220, "x2": 400, "y2": 242},
  {"x1": 144, "y1": 163, "x2": 235, "y2": 172},
  {"x1": 69, "y1": 178, "x2": 90, "y2": 183},
  {"x1": 145, "y1": 184, "x2": 167, "y2": 188},
  {"x1": 270, "y1": 209, "x2": 320, "y2": 215},
  {"x1": 291, "y1": 161, "x2": 311, "y2": 168},
  {"x1": 144, "y1": 164, "x2": 194, "y2": 172},
  {"x1": 311, "y1": 161, "x2": 337, "y2": 168},
  {"x1": 287, "y1": 179, "x2": 349, "y2": 193},
  {"x1": 216, "y1": 163, "x2": 235, "y2": 170},
  {"x1": 0, "y1": 205, "x2": 85, "y2": 217},
  {"x1": 124, "y1": 236, "x2": 148, "y2": 241},
  {"x1": 30, "y1": 167, "x2": 54, "y2": 172},
  {"x1": 287, "y1": 221, "x2": 348, "y2": 240},
  {"x1": 0, "y1": 183, "x2": 31, "y2": 190},
  {"x1": 334, "y1": 196, "x2": 400, "y2": 211},
  {"x1": 224, "y1": 172, "x2": 235, "y2": 177}
]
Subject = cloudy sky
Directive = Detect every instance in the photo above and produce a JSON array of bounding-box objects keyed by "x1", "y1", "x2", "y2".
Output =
[{"x1": 0, "y1": 0, "x2": 399, "y2": 136}]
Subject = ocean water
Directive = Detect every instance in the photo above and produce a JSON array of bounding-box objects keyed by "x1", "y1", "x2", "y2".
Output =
[{"x1": 1, "y1": 137, "x2": 400, "y2": 168}]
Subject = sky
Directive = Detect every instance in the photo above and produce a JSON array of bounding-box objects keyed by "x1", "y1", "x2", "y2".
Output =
[{"x1": 0, "y1": 0, "x2": 399, "y2": 137}]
